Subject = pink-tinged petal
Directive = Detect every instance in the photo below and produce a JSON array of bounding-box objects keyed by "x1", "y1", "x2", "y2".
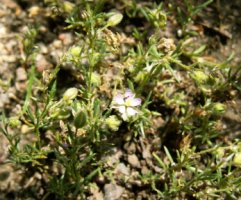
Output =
[
  {"x1": 124, "y1": 89, "x2": 134, "y2": 98},
  {"x1": 126, "y1": 107, "x2": 138, "y2": 116},
  {"x1": 113, "y1": 94, "x2": 124, "y2": 104},
  {"x1": 130, "y1": 98, "x2": 142, "y2": 107},
  {"x1": 118, "y1": 106, "x2": 126, "y2": 114}
]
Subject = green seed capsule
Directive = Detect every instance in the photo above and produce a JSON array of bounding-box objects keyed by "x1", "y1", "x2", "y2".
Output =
[{"x1": 74, "y1": 112, "x2": 87, "y2": 128}]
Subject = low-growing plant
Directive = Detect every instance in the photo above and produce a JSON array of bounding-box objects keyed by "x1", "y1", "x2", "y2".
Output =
[{"x1": 0, "y1": 0, "x2": 240, "y2": 199}]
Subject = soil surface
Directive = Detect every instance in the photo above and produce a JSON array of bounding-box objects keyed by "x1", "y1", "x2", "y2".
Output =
[{"x1": 0, "y1": 0, "x2": 241, "y2": 199}]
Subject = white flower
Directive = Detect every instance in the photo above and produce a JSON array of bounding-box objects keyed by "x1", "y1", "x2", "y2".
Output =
[{"x1": 112, "y1": 89, "x2": 142, "y2": 121}]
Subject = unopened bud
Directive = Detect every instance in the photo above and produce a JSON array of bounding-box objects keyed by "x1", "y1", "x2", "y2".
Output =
[
  {"x1": 63, "y1": 1, "x2": 74, "y2": 13},
  {"x1": 192, "y1": 70, "x2": 209, "y2": 83},
  {"x1": 105, "y1": 115, "x2": 121, "y2": 131},
  {"x1": 134, "y1": 71, "x2": 146, "y2": 83},
  {"x1": 8, "y1": 117, "x2": 21, "y2": 128},
  {"x1": 70, "y1": 46, "x2": 81, "y2": 57},
  {"x1": 107, "y1": 12, "x2": 123, "y2": 27},
  {"x1": 212, "y1": 103, "x2": 226, "y2": 114},
  {"x1": 233, "y1": 152, "x2": 241, "y2": 167},
  {"x1": 23, "y1": 38, "x2": 31, "y2": 49},
  {"x1": 63, "y1": 88, "x2": 78, "y2": 101}
]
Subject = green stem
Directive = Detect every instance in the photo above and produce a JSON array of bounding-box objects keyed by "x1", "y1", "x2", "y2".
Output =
[{"x1": 168, "y1": 57, "x2": 191, "y2": 70}]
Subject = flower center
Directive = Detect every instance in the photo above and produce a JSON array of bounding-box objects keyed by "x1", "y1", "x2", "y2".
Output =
[{"x1": 124, "y1": 98, "x2": 133, "y2": 107}]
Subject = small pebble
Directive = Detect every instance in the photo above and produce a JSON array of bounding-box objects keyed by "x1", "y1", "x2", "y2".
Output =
[
  {"x1": 124, "y1": 142, "x2": 136, "y2": 154},
  {"x1": 58, "y1": 33, "x2": 73, "y2": 46},
  {"x1": 114, "y1": 163, "x2": 130, "y2": 176},
  {"x1": 36, "y1": 54, "x2": 52, "y2": 72},
  {"x1": 127, "y1": 154, "x2": 140, "y2": 168},
  {"x1": 141, "y1": 166, "x2": 150, "y2": 175},
  {"x1": 16, "y1": 67, "x2": 27, "y2": 81},
  {"x1": 0, "y1": 93, "x2": 9, "y2": 108},
  {"x1": 104, "y1": 183, "x2": 124, "y2": 200},
  {"x1": 142, "y1": 144, "x2": 151, "y2": 159}
]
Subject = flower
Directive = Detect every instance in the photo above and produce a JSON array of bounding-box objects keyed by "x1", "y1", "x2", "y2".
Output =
[{"x1": 111, "y1": 89, "x2": 142, "y2": 121}]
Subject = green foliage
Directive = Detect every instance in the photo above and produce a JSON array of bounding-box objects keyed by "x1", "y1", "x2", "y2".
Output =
[
  {"x1": 175, "y1": 0, "x2": 213, "y2": 34},
  {"x1": 0, "y1": 0, "x2": 240, "y2": 199}
]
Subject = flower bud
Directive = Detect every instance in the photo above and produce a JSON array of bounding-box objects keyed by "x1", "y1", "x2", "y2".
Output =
[
  {"x1": 23, "y1": 38, "x2": 31, "y2": 49},
  {"x1": 192, "y1": 70, "x2": 209, "y2": 84},
  {"x1": 63, "y1": 88, "x2": 78, "y2": 101},
  {"x1": 105, "y1": 115, "x2": 121, "y2": 131},
  {"x1": 63, "y1": 1, "x2": 74, "y2": 13},
  {"x1": 212, "y1": 103, "x2": 226, "y2": 114},
  {"x1": 70, "y1": 46, "x2": 81, "y2": 57},
  {"x1": 233, "y1": 152, "x2": 241, "y2": 167},
  {"x1": 134, "y1": 71, "x2": 147, "y2": 83},
  {"x1": 107, "y1": 12, "x2": 123, "y2": 27},
  {"x1": 8, "y1": 117, "x2": 21, "y2": 128}
]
